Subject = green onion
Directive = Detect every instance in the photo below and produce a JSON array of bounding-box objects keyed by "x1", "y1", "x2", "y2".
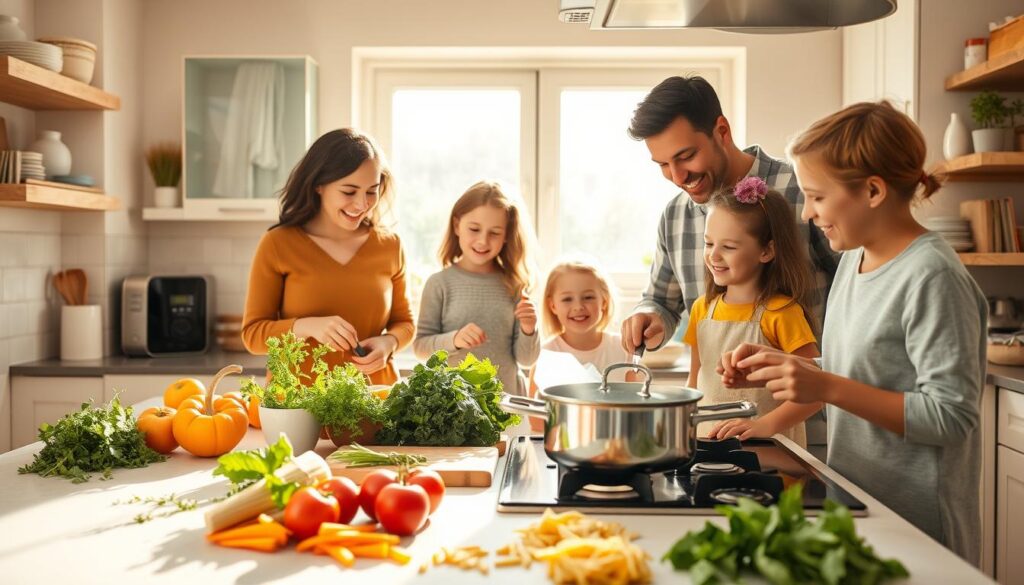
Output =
[{"x1": 328, "y1": 443, "x2": 427, "y2": 468}]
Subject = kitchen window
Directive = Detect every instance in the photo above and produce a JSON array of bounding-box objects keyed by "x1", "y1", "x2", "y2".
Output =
[{"x1": 359, "y1": 49, "x2": 743, "y2": 318}]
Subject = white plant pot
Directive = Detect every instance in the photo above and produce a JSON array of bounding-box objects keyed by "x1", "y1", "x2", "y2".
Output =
[
  {"x1": 258, "y1": 406, "x2": 321, "y2": 454},
  {"x1": 153, "y1": 186, "x2": 179, "y2": 208},
  {"x1": 29, "y1": 130, "x2": 72, "y2": 177},
  {"x1": 942, "y1": 113, "x2": 971, "y2": 160},
  {"x1": 972, "y1": 128, "x2": 1007, "y2": 153}
]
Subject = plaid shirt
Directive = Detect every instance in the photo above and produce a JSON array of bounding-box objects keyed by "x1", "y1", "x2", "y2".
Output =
[{"x1": 635, "y1": 145, "x2": 839, "y2": 345}]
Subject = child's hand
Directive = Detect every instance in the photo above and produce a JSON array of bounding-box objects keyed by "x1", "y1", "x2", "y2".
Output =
[
  {"x1": 454, "y1": 323, "x2": 487, "y2": 350},
  {"x1": 707, "y1": 417, "x2": 776, "y2": 441},
  {"x1": 515, "y1": 295, "x2": 537, "y2": 335},
  {"x1": 717, "y1": 343, "x2": 780, "y2": 388}
]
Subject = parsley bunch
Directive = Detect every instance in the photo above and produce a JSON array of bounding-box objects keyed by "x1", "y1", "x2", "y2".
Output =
[
  {"x1": 375, "y1": 351, "x2": 521, "y2": 446},
  {"x1": 18, "y1": 395, "x2": 165, "y2": 483},
  {"x1": 304, "y1": 363, "x2": 387, "y2": 440},
  {"x1": 240, "y1": 332, "x2": 330, "y2": 409},
  {"x1": 664, "y1": 484, "x2": 910, "y2": 585}
]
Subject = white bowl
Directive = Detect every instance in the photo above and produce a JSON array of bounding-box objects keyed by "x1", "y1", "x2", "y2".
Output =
[
  {"x1": 61, "y1": 53, "x2": 94, "y2": 83},
  {"x1": 640, "y1": 341, "x2": 688, "y2": 369}
]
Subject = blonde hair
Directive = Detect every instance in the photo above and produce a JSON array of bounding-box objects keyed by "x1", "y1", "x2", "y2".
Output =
[
  {"x1": 787, "y1": 100, "x2": 941, "y2": 201},
  {"x1": 439, "y1": 180, "x2": 533, "y2": 297},
  {"x1": 541, "y1": 259, "x2": 616, "y2": 338}
]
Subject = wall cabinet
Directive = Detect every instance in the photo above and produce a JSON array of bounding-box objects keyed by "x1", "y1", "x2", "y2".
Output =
[{"x1": 145, "y1": 55, "x2": 318, "y2": 222}]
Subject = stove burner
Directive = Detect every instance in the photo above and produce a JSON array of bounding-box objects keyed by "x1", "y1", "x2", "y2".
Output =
[
  {"x1": 710, "y1": 487, "x2": 774, "y2": 505},
  {"x1": 557, "y1": 466, "x2": 654, "y2": 502},
  {"x1": 582, "y1": 483, "x2": 635, "y2": 493},
  {"x1": 691, "y1": 462, "x2": 743, "y2": 475},
  {"x1": 576, "y1": 486, "x2": 641, "y2": 500}
]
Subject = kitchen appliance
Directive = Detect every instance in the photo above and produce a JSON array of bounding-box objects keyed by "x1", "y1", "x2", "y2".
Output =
[
  {"x1": 121, "y1": 275, "x2": 212, "y2": 356},
  {"x1": 501, "y1": 363, "x2": 756, "y2": 473},
  {"x1": 497, "y1": 435, "x2": 868, "y2": 515},
  {"x1": 557, "y1": 0, "x2": 897, "y2": 33},
  {"x1": 989, "y1": 297, "x2": 1021, "y2": 333}
]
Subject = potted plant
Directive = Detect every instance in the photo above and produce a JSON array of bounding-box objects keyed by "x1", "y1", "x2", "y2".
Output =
[
  {"x1": 240, "y1": 333, "x2": 326, "y2": 453},
  {"x1": 969, "y1": 91, "x2": 1011, "y2": 153},
  {"x1": 145, "y1": 142, "x2": 182, "y2": 208},
  {"x1": 305, "y1": 363, "x2": 388, "y2": 447}
]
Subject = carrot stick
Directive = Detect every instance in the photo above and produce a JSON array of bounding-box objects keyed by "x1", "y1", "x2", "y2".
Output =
[
  {"x1": 389, "y1": 546, "x2": 412, "y2": 565},
  {"x1": 318, "y1": 522, "x2": 379, "y2": 535},
  {"x1": 215, "y1": 537, "x2": 281, "y2": 552},
  {"x1": 207, "y1": 523, "x2": 284, "y2": 543},
  {"x1": 349, "y1": 542, "x2": 390, "y2": 559},
  {"x1": 326, "y1": 545, "x2": 356, "y2": 568}
]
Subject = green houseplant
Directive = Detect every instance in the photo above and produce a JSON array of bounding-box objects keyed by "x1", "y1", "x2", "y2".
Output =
[
  {"x1": 969, "y1": 91, "x2": 1011, "y2": 152},
  {"x1": 1011, "y1": 98, "x2": 1024, "y2": 152},
  {"x1": 304, "y1": 362, "x2": 388, "y2": 447},
  {"x1": 145, "y1": 142, "x2": 182, "y2": 208}
]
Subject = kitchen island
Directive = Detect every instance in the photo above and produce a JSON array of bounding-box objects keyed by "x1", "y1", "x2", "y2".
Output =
[{"x1": 0, "y1": 427, "x2": 992, "y2": 584}]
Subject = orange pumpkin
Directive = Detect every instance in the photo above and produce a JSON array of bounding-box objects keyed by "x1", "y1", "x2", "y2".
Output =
[
  {"x1": 172, "y1": 365, "x2": 249, "y2": 457},
  {"x1": 164, "y1": 378, "x2": 205, "y2": 409},
  {"x1": 247, "y1": 395, "x2": 262, "y2": 429},
  {"x1": 137, "y1": 406, "x2": 178, "y2": 454}
]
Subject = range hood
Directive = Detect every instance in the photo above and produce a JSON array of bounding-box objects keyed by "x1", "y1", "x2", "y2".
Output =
[{"x1": 558, "y1": 0, "x2": 897, "y2": 33}]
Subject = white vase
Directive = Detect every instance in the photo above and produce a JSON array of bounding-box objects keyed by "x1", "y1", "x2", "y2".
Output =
[
  {"x1": 0, "y1": 15, "x2": 27, "y2": 41},
  {"x1": 972, "y1": 128, "x2": 1007, "y2": 153},
  {"x1": 942, "y1": 113, "x2": 971, "y2": 160},
  {"x1": 258, "y1": 406, "x2": 321, "y2": 454},
  {"x1": 29, "y1": 130, "x2": 72, "y2": 177},
  {"x1": 153, "y1": 186, "x2": 179, "y2": 208}
]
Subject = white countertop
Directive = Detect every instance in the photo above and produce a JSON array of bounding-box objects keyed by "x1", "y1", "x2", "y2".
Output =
[{"x1": 0, "y1": 427, "x2": 992, "y2": 584}]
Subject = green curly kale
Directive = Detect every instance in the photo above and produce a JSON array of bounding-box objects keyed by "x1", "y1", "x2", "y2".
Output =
[
  {"x1": 18, "y1": 395, "x2": 165, "y2": 483},
  {"x1": 375, "y1": 351, "x2": 521, "y2": 446},
  {"x1": 663, "y1": 484, "x2": 909, "y2": 585}
]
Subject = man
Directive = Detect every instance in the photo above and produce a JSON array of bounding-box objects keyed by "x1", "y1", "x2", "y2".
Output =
[{"x1": 621, "y1": 76, "x2": 838, "y2": 354}]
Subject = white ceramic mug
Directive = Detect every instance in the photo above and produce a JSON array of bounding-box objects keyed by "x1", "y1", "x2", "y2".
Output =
[{"x1": 60, "y1": 305, "x2": 103, "y2": 361}]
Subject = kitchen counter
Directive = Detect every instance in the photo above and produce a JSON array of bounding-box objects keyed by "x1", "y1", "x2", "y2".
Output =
[
  {"x1": 988, "y1": 363, "x2": 1024, "y2": 394},
  {"x1": 0, "y1": 428, "x2": 991, "y2": 584}
]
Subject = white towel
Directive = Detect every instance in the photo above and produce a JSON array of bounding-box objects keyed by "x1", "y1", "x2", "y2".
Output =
[{"x1": 212, "y1": 62, "x2": 285, "y2": 198}]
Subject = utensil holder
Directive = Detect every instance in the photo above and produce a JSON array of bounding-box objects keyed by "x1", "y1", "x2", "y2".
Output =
[{"x1": 61, "y1": 305, "x2": 102, "y2": 361}]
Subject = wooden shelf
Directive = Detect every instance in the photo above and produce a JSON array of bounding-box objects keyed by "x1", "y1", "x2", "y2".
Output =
[
  {"x1": 959, "y1": 253, "x2": 1024, "y2": 266},
  {"x1": 0, "y1": 56, "x2": 120, "y2": 110},
  {"x1": 931, "y1": 152, "x2": 1024, "y2": 181},
  {"x1": 945, "y1": 47, "x2": 1024, "y2": 91},
  {"x1": 0, "y1": 183, "x2": 119, "y2": 211}
]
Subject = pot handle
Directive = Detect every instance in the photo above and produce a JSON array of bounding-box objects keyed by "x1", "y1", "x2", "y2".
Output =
[
  {"x1": 691, "y1": 401, "x2": 758, "y2": 424},
  {"x1": 599, "y1": 363, "x2": 654, "y2": 398},
  {"x1": 499, "y1": 393, "x2": 549, "y2": 421}
]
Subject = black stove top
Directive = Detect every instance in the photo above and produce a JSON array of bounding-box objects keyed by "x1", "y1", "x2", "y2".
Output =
[{"x1": 497, "y1": 436, "x2": 867, "y2": 516}]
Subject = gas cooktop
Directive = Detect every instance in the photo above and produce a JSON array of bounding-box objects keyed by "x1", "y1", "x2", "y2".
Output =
[{"x1": 497, "y1": 435, "x2": 867, "y2": 516}]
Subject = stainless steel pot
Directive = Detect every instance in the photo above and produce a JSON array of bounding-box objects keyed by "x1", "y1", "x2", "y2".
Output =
[{"x1": 500, "y1": 363, "x2": 756, "y2": 474}]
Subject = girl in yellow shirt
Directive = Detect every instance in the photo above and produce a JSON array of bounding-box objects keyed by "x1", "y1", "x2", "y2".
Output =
[{"x1": 684, "y1": 177, "x2": 820, "y2": 446}]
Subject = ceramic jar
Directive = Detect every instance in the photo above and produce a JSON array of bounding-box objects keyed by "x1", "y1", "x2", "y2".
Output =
[{"x1": 29, "y1": 130, "x2": 72, "y2": 177}]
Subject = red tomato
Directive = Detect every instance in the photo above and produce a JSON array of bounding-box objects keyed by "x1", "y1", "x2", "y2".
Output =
[
  {"x1": 319, "y1": 477, "x2": 360, "y2": 524},
  {"x1": 375, "y1": 483, "x2": 430, "y2": 536},
  {"x1": 358, "y1": 469, "x2": 398, "y2": 521},
  {"x1": 407, "y1": 469, "x2": 445, "y2": 514},
  {"x1": 284, "y1": 486, "x2": 340, "y2": 539}
]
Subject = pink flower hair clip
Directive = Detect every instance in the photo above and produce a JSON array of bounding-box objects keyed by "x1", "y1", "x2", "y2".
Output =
[{"x1": 734, "y1": 176, "x2": 768, "y2": 205}]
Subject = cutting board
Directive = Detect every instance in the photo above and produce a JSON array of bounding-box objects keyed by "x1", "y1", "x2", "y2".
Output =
[{"x1": 328, "y1": 446, "x2": 499, "y2": 487}]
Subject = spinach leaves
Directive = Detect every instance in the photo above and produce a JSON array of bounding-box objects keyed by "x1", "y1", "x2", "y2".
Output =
[
  {"x1": 375, "y1": 351, "x2": 520, "y2": 446},
  {"x1": 664, "y1": 485, "x2": 909, "y2": 585}
]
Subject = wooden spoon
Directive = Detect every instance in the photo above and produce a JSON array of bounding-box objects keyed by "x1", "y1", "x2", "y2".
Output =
[
  {"x1": 52, "y1": 270, "x2": 74, "y2": 305},
  {"x1": 67, "y1": 268, "x2": 87, "y2": 305}
]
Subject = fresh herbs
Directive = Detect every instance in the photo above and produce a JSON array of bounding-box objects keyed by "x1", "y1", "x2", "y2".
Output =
[
  {"x1": 113, "y1": 493, "x2": 200, "y2": 524},
  {"x1": 663, "y1": 485, "x2": 909, "y2": 585},
  {"x1": 304, "y1": 363, "x2": 387, "y2": 439},
  {"x1": 18, "y1": 394, "x2": 166, "y2": 483},
  {"x1": 240, "y1": 332, "x2": 330, "y2": 410},
  {"x1": 328, "y1": 443, "x2": 428, "y2": 468},
  {"x1": 213, "y1": 436, "x2": 300, "y2": 508},
  {"x1": 375, "y1": 351, "x2": 521, "y2": 447}
]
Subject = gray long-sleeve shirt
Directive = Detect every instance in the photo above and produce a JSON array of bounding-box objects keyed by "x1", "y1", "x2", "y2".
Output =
[
  {"x1": 413, "y1": 265, "x2": 540, "y2": 395},
  {"x1": 823, "y1": 232, "x2": 986, "y2": 564}
]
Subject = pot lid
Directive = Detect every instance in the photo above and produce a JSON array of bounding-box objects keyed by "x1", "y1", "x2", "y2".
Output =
[{"x1": 541, "y1": 381, "x2": 702, "y2": 406}]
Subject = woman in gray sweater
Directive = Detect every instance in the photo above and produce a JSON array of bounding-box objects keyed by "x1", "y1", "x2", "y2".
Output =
[{"x1": 717, "y1": 101, "x2": 986, "y2": 565}]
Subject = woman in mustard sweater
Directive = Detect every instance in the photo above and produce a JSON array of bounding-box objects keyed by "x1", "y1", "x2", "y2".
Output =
[{"x1": 242, "y1": 129, "x2": 414, "y2": 384}]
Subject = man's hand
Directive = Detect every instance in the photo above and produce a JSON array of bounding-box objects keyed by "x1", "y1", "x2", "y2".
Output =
[{"x1": 621, "y1": 312, "x2": 666, "y2": 354}]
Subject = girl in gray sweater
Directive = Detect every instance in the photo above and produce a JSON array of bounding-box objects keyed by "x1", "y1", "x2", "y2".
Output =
[
  {"x1": 717, "y1": 102, "x2": 986, "y2": 565},
  {"x1": 413, "y1": 181, "x2": 540, "y2": 400}
]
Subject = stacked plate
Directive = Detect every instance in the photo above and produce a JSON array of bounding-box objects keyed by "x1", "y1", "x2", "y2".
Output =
[
  {"x1": 19, "y1": 151, "x2": 44, "y2": 181},
  {"x1": 0, "y1": 40, "x2": 62, "y2": 72},
  {"x1": 38, "y1": 36, "x2": 96, "y2": 84},
  {"x1": 923, "y1": 216, "x2": 974, "y2": 252}
]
